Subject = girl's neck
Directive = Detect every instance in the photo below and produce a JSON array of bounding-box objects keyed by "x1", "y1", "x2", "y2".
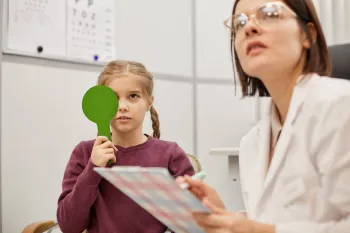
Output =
[{"x1": 111, "y1": 129, "x2": 147, "y2": 148}]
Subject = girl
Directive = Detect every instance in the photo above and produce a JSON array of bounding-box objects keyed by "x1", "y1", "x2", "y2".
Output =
[
  {"x1": 57, "y1": 60, "x2": 195, "y2": 233},
  {"x1": 177, "y1": 0, "x2": 350, "y2": 233}
]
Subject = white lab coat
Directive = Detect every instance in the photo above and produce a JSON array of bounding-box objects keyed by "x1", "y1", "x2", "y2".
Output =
[{"x1": 239, "y1": 73, "x2": 350, "y2": 233}]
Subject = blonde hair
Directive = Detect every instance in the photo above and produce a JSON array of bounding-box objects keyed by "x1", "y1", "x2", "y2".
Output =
[{"x1": 97, "y1": 60, "x2": 160, "y2": 139}]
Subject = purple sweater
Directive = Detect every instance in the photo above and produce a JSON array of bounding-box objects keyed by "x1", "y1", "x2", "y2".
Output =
[{"x1": 57, "y1": 136, "x2": 195, "y2": 233}]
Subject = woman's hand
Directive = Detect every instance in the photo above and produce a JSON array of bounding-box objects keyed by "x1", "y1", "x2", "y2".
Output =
[
  {"x1": 193, "y1": 198, "x2": 253, "y2": 233},
  {"x1": 175, "y1": 175, "x2": 225, "y2": 209},
  {"x1": 193, "y1": 198, "x2": 275, "y2": 233},
  {"x1": 91, "y1": 136, "x2": 118, "y2": 167}
]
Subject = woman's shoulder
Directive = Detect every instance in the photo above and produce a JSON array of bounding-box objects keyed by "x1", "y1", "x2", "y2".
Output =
[
  {"x1": 308, "y1": 74, "x2": 350, "y2": 102},
  {"x1": 298, "y1": 75, "x2": 350, "y2": 119}
]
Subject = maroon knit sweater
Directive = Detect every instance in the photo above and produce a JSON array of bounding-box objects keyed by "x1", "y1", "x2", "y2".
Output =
[{"x1": 57, "y1": 136, "x2": 195, "y2": 233}]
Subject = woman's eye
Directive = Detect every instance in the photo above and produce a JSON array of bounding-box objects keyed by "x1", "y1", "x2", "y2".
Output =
[
  {"x1": 260, "y1": 6, "x2": 279, "y2": 20},
  {"x1": 236, "y1": 21, "x2": 246, "y2": 30},
  {"x1": 235, "y1": 14, "x2": 248, "y2": 31}
]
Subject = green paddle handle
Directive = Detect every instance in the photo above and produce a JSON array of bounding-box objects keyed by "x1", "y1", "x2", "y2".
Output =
[{"x1": 97, "y1": 122, "x2": 114, "y2": 165}]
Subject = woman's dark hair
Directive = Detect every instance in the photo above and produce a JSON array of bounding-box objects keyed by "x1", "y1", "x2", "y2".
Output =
[{"x1": 231, "y1": 0, "x2": 332, "y2": 97}]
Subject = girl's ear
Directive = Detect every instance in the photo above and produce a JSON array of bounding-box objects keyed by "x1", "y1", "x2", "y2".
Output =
[
  {"x1": 148, "y1": 96, "x2": 154, "y2": 111},
  {"x1": 303, "y1": 22, "x2": 317, "y2": 49}
]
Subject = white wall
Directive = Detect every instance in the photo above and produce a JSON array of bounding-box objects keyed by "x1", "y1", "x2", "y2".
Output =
[
  {"x1": 1, "y1": 59, "x2": 99, "y2": 233},
  {"x1": 0, "y1": 0, "x2": 255, "y2": 232},
  {"x1": 114, "y1": 0, "x2": 194, "y2": 77},
  {"x1": 195, "y1": 0, "x2": 235, "y2": 79},
  {"x1": 313, "y1": 0, "x2": 350, "y2": 45},
  {"x1": 197, "y1": 84, "x2": 256, "y2": 211},
  {"x1": 0, "y1": 0, "x2": 3, "y2": 230}
]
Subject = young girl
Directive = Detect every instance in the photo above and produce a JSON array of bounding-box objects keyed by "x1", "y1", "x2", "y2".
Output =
[{"x1": 57, "y1": 60, "x2": 195, "y2": 233}]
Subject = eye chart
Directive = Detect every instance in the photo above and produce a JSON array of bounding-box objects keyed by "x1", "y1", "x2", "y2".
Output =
[
  {"x1": 7, "y1": 0, "x2": 66, "y2": 56},
  {"x1": 67, "y1": 0, "x2": 116, "y2": 62},
  {"x1": 4, "y1": 0, "x2": 116, "y2": 64}
]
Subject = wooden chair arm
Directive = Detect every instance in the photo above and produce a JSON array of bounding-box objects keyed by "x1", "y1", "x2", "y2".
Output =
[{"x1": 21, "y1": 220, "x2": 57, "y2": 233}]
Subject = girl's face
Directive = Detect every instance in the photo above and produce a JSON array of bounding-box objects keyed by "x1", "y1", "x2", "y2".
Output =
[
  {"x1": 233, "y1": 0, "x2": 312, "y2": 80},
  {"x1": 108, "y1": 75, "x2": 153, "y2": 135}
]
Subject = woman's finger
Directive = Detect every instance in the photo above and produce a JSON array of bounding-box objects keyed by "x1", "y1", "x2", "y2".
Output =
[
  {"x1": 203, "y1": 198, "x2": 225, "y2": 214},
  {"x1": 193, "y1": 212, "x2": 227, "y2": 228},
  {"x1": 175, "y1": 176, "x2": 185, "y2": 184},
  {"x1": 183, "y1": 175, "x2": 210, "y2": 192},
  {"x1": 188, "y1": 187, "x2": 205, "y2": 199},
  {"x1": 193, "y1": 218, "x2": 219, "y2": 233}
]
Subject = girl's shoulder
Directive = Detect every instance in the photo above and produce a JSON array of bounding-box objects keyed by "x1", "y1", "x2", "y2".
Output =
[
  {"x1": 77, "y1": 139, "x2": 95, "y2": 154},
  {"x1": 146, "y1": 136, "x2": 183, "y2": 151}
]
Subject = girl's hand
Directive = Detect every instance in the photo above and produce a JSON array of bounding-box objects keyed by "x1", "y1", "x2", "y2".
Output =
[{"x1": 91, "y1": 136, "x2": 118, "y2": 167}]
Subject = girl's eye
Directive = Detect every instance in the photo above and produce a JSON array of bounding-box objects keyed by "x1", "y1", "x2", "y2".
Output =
[{"x1": 130, "y1": 93, "x2": 139, "y2": 99}]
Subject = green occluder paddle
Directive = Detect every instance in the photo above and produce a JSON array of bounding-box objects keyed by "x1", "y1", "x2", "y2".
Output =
[{"x1": 82, "y1": 85, "x2": 119, "y2": 164}]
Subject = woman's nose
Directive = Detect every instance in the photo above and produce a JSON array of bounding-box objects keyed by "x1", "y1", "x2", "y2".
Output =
[{"x1": 243, "y1": 19, "x2": 261, "y2": 37}]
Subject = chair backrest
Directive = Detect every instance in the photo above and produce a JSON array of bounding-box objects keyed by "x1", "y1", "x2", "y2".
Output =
[
  {"x1": 21, "y1": 220, "x2": 57, "y2": 233},
  {"x1": 328, "y1": 43, "x2": 350, "y2": 80},
  {"x1": 186, "y1": 153, "x2": 202, "y2": 173}
]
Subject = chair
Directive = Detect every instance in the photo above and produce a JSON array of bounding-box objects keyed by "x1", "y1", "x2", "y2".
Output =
[
  {"x1": 21, "y1": 153, "x2": 202, "y2": 233},
  {"x1": 21, "y1": 220, "x2": 59, "y2": 233},
  {"x1": 186, "y1": 153, "x2": 202, "y2": 173},
  {"x1": 328, "y1": 43, "x2": 350, "y2": 80}
]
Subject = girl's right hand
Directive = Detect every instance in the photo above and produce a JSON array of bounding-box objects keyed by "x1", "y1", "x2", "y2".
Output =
[
  {"x1": 91, "y1": 136, "x2": 118, "y2": 167},
  {"x1": 175, "y1": 175, "x2": 226, "y2": 209}
]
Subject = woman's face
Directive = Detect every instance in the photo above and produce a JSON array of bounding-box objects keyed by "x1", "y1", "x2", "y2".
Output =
[{"x1": 233, "y1": 0, "x2": 312, "y2": 79}]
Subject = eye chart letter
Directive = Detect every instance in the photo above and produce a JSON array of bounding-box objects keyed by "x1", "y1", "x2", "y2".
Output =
[{"x1": 66, "y1": 0, "x2": 116, "y2": 62}]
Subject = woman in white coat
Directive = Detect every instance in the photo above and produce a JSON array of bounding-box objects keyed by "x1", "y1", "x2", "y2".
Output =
[{"x1": 177, "y1": 0, "x2": 350, "y2": 232}]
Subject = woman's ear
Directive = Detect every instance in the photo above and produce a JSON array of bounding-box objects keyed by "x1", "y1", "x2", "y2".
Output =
[{"x1": 303, "y1": 22, "x2": 317, "y2": 49}]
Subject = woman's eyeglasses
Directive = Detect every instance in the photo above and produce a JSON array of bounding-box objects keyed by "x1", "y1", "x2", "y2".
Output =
[{"x1": 224, "y1": 1, "x2": 297, "y2": 35}]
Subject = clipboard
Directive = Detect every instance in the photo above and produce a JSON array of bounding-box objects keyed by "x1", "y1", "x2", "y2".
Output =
[{"x1": 93, "y1": 166, "x2": 210, "y2": 233}]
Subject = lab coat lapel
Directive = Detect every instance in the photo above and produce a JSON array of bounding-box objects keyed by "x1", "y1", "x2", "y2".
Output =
[
  {"x1": 262, "y1": 74, "x2": 312, "y2": 191},
  {"x1": 246, "y1": 101, "x2": 272, "y2": 218}
]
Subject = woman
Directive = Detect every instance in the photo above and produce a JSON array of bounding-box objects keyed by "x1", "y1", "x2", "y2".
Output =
[{"x1": 177, "y1": 0, "x2": 350, "y2": 232}]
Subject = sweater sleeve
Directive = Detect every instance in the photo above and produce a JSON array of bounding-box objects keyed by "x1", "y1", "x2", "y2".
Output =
[
  {"x1": 168, "y1": 143, "x2": 195, "y2": 178},
  {"x1": 165, "y1": 143, "x2": 195, "y2": 233},
  {"x1": 56, "y1": 141, "x2": 102, "y2": 233}
]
